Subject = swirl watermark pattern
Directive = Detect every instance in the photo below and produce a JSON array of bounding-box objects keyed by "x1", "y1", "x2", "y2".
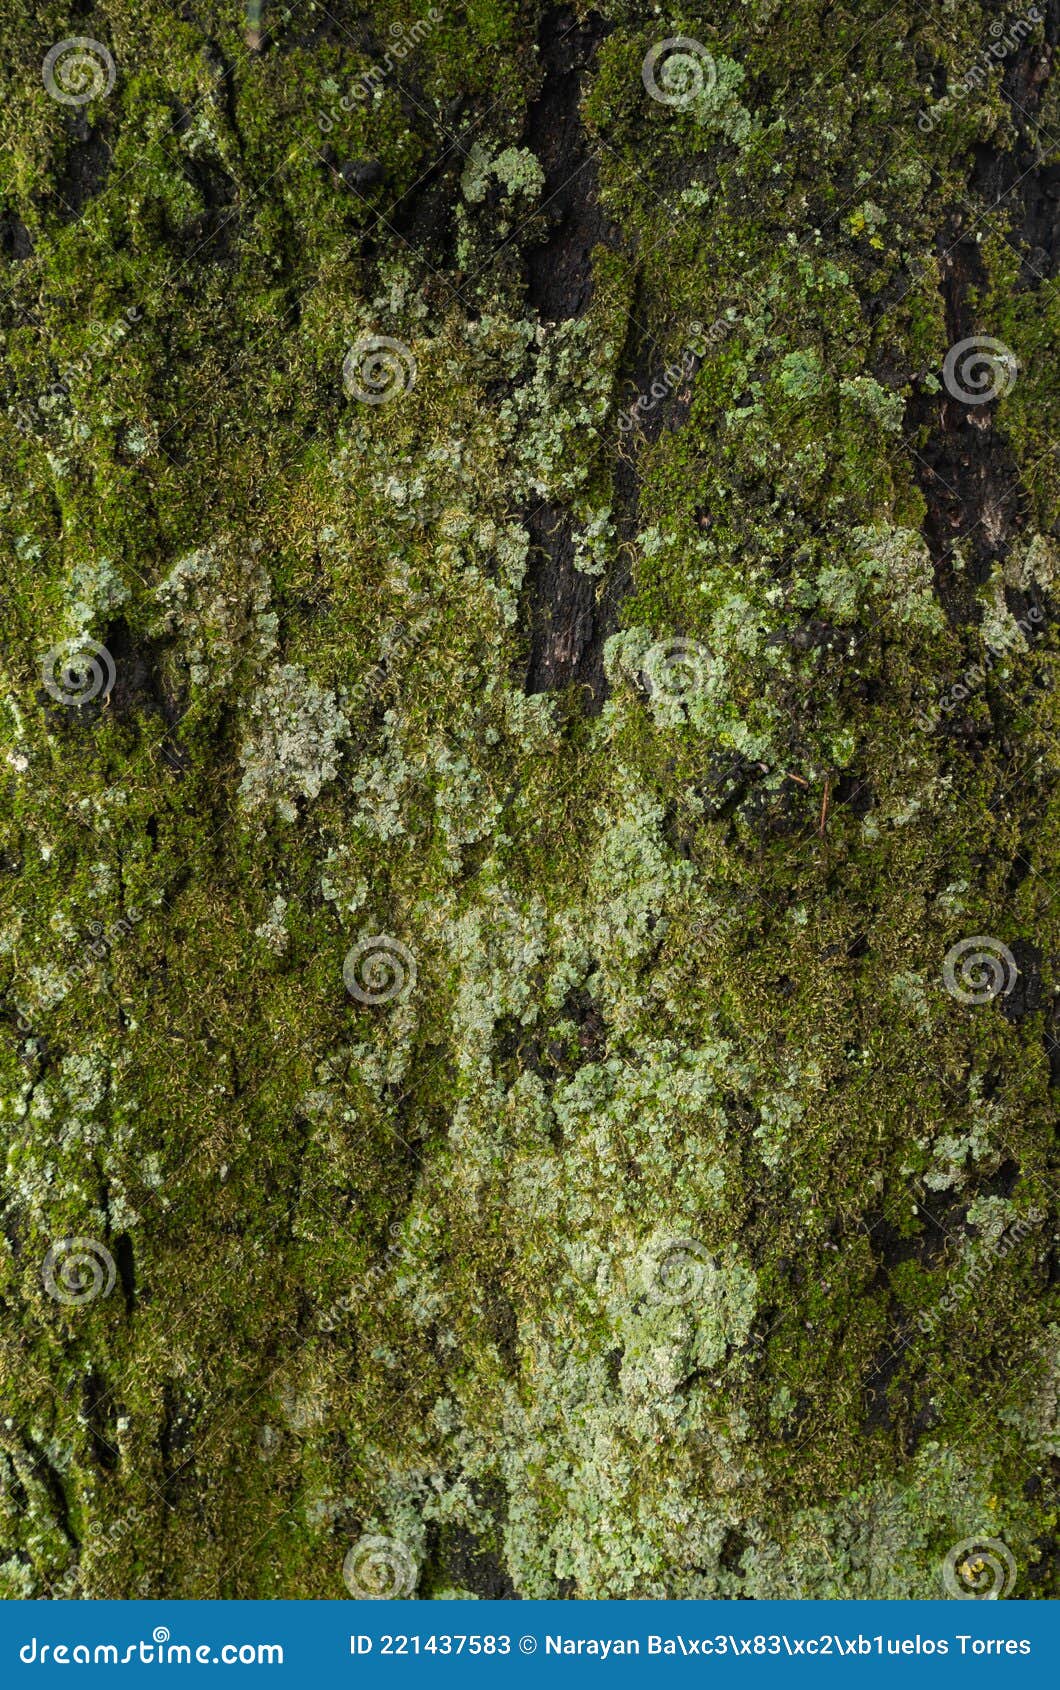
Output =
[
  {"x1": 342, "y1": 335, "x2": 416, "y2": 404},
  {"x1": 642, "y1": 37, "x2": 717, "y2": 108},
  {"x1": 343, "y1": 935, "x2": 417, "y2": 1005},
  {"x1": 642, "y1": 637, "x2": 712, "y2": 701},
  {"x1": 643, "y1": 1236, "x2": 714, "y2": 1306},
  {"x1": 42, "y1": 1238, "x2": 116, "y2": 1306},
  {"x1": 942, "y1": 1536, "x2": 1016, "y2": 1599},
  {"x1": 42, "y1": 38, "x2": 116, "y2": 106},
  {"x1": 41, "y1": 638, "x2": 116, "y2": 707},
  {"x1": 942, "y1": 936, "x2": 1018, "y2": 1006},
  {"x1": 342, "y1": 1534, "x2": 416, "y2": 1598},
  {"x1": 942, "y1": 337, "x2": 1019, "y2": 406}
]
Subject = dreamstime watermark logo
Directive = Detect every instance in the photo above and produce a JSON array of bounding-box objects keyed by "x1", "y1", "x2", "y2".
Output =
[
  {"x1": 343, "y1": 935, "x2": 417, "y2": 1005},
  {"x1": 18, "y1": 1629, "x2": 284, "y2": 1665},
  {"x1": 42, "y1": 38, "x2": 116, "y2": 105},
  {"x1": 42, "y1": 1238, "x2": 116, "y2": 1306},
  {"x1": 318, "y1": 1220, "x2": 427, "y2": 1333},
  {"x1": 15, "y1": 906, "x2": 143, "y2": 1030},
  {"x1": 942, "y1": 337, "x2": 1019, "y2": 405},
  {"x1": 342, "y1": 335, "x2": 417, "y2": 404},
  {"x1": 12, "y1": 307, "x2": 142, "y2": 439},
  {"x1": 642, "y1": 37, "x2": 717, "y2": 107},
  {"x1": 916, "y1": 606, "x2": 1043, "y2": 732},
  {"x1": 642, "y1": 638, "x2": 712, "y2": 701},
  {"x1": 918, "y1": 1207, "x2": 1043, "y2": 1337},
  {"x1": 942, "y1": 936, "x2": 1018, "y2": 1006},
  {"x1": 942, "y1": 1537, "x2": 1016, "y2": 1599},
  {"x1": 917, "y1": 9, "x2": 1043, "y2": 133},
  {"x1": 354, "y1": 628, "x2": 415, "y2": 698},
  {"x1": 342, "y1": 1535, "x2": 416, "y2": 1598},
  {"x1": 47, "y1": 1512, "x2": 140, "y2": 1598},
  {"x1": 643, "y1": 1236, "x2": 714, "y2": 1305},
  {"x1": 617, "y1": 317, "x2": 728, "y2": 435},
  {"x1": 348, "y1": 618, "x2": 425, "y2": 713},
  {"x1": 317, "y1": 9, "x2": 442, "y2": 129},
  {"x1": 41, "y1": 638, "x2": 116, "y2": 707}
]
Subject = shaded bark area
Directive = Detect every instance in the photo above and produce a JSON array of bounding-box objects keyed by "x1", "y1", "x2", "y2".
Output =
[
  {"x1": 973, "y1": 0, "x2": 1060, "y2": 284},
  {"x1": 523, "y1": 502, "x2": 598, "y2": 698},
  {"x1": 906, "y1": 8, "x2": 1057, "y2": 626},
  {"x1": 521, "y1": 7, "x2": 626, "y2": 707},
  {"x1": 906, "y1": 228, "x2": 1028, "y2": 625},
  {"x1": 524, "y1": 7, "x2": 614, "y2": 324}
]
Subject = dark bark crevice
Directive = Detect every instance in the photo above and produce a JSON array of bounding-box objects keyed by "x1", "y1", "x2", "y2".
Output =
[
  {"x1": 521, "y1": 8, "x2": 632, "y2": 709},
  {"x1": 906, "y1": 226, "x2": 1028, "y2": 626},
  {"x1": 905, "y1": 3, "x2": 1057, "y2": 625},
  {"x1": 523, "y1": 7, "x2": 614, "y2": 324}
]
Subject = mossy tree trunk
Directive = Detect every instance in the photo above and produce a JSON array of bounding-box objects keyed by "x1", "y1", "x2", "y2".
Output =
[{"x1": 0, "y1": 1, "x2": 1058, "y2": 1598}]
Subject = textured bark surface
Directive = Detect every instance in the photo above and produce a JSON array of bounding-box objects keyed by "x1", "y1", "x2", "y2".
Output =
[{"x1": 0, "y1": 1, "x2": 1058, "y2": 1599}]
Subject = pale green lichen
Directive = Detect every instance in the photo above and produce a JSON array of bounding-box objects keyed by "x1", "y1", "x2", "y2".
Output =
[{"x1": 238, "y1": 664, "x2": 349, "y2": 821}]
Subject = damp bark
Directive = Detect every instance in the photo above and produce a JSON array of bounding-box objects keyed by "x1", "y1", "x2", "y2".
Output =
[
  {"x1": 906, "y1": 5, "x2": 1058, "y2": 628},
  {"x1": 521, "y1": 8, "x2": 621, "y2": 706}
]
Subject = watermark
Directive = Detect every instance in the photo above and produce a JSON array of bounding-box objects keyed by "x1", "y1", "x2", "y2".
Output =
[
  {"x1": 942, "y1": 336, "x2": 1019, "y2": 405},
  {"x1": 642, "y1": 1236, "x2": 714, "y2": 1306},
  {"x1": 348, "y1": 619, "x2": 422, "y2": 715},
  {"x1": 918, "y1": 9, "x2": 1043, "y2": 133},
  {"x1": 641, "y1": 638, "x2": 713, "y2": 702},
  {"x1": 19, "y1": 1628, "x2": 283, "y2": 1665},
  {"x1": 918, "y1": 1207, "x2": 1043, "y2": 1337},
  {"x1": 317, "y1": 1218, "x2": 427, "y2": 1334},
  {"x1": 617, "y1": 317, "x2": 728, "y2": 435},
  {"x1": 42, "y1": 38, "x2": 115, "y2": 105},
  {"x1": 342, "y1": 334, "x2": 416, "y2": 404},
  {"x1": 48, "y1": 1512, "x2": 141, "y2": 1598},
  {"x1": 916, "y1": 605, "x2": 1042, "y2": 732},
  {"x1": 13, "y1": 307, "x2": 142, "y2": 438},
  {"x1": 941, "y1": 1537, "x2": 1016, "y2": 1599},
  {"x1": 343, "y1": 934, "x2": 417, "y2": 1005},
  {"x1": 942, "y1": 936, "x2": 1018, "y2": 1006},
  {"x1": 42, "y1": 1238, "x2": 116, "y2": 1306},
  {"x1": 642, "y1": 37, "x2": 717, "y2": 108},
  {"x1": 15, "y1": 906, "x2": 143, "y2": 1030},
  {"x1": 41, "y1": 637, "x2": 116, "y2": 707},
  {"x1": 317, "y1": 10, "x2": 442, "y2": 129},
  {"x1": 342, "y1": 1535, "x2": 416, "y2": 1598}
]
